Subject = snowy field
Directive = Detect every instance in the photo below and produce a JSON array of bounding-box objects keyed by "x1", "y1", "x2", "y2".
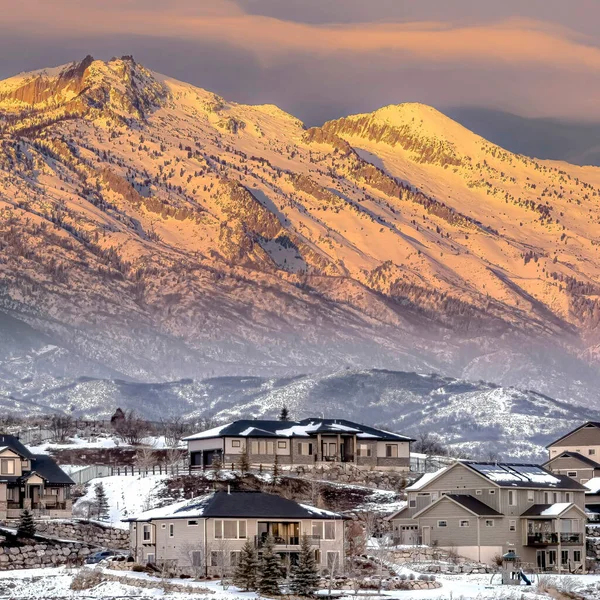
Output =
[{"x1": 1, "y1": 566, "x2": 600, "y2": 600}]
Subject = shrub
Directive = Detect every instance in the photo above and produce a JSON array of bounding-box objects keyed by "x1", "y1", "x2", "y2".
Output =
[
  {"x1": 70, "y1": 569, "x2": 105, "y2": 590},
  {"x1": 409, "y1": 573, "x2": 415, "y2": 581},
  {"x1": 131, "y1": 564, "x2": 146, "y2": 572}
]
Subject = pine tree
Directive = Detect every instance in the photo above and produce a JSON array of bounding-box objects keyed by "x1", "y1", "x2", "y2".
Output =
[
  {"x1": 290, "y1": 534, "x2": 320, "y2": 597},
  {"x1": 272, "y1": 452, "x2": 280, "y2": 485},
  {"x1": 17, "y1": 509, "x2": 36, "y2": 538},
  {"x1": 238, "y1": 443, "x2": 250, "y2": 475},
  {"x1": 233, "y1": 539, "x2": 259, "y2": 591},
  {"x1": 211, "y1": 454, "x2": 223, "y2": 480},
  {"x1": 279, "y1": 407, "x2": 289, "y2": 421},
  {"x1": 258, "y1": 535, "x2": 282, "y2": 596},
  {"x1": 94, "y1": 482, "x2": 110, "y2": 520}
]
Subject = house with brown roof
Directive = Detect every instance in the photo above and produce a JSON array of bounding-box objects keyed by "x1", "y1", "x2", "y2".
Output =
[{"x1": 387, "y1": 461, "x2": 587, "y2": 572}]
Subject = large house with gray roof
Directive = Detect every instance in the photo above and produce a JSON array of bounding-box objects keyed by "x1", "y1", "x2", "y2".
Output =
[
  {"x1": 125, "y1": 490, "x2": 347, "y2": 575},
  {"x1": 387, "y1": 461, "x2": 587, "y2": 572},
  {"x1": 0, "y1": 434, "x2": 74, "y2": 519},
  {"x1": 184, "y1": 418, "x2": 413, "y2": 471}
]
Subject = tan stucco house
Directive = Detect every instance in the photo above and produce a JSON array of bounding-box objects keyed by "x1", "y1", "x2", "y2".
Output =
[
  {"x1": 125, "y1": 490, "x2": 347, "y2": 575},
  {"x1": 388, "y1": 461, "x2": 587, "y2": 572},
  {"x1": 184, "y1": 418, "x2": 413, "y2": 471},
  {"x1": 0, "y1": 434, "x2": 74, "y2": 519}
]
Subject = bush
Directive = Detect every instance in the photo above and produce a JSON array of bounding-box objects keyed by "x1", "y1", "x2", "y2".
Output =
[
  {"x1": 70, "y1": 569, "x2": 105, "y2": 590},
  {"x1": 131, "y1": 564, "x2": 146, "y2": 572},
  {"x1": 408, "y1": 573, "x2": 415, "y2": 581}
]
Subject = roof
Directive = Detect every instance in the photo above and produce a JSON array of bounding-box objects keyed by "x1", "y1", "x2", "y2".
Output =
[
  {"x1": 462, "y1": 462, "x2": 586, "y2": 490},
  {"x1": 406, "y1": 467, "x2": 448, "y2": 491},
  {"x1": 544, "y1": 451, "x2": 600, "y2": 468},
  {"x1": 584, "y1": 478, "x2": 600, "y2": 495},
  {"x1": 444, "y1": 495, "x2": 502, "y2": 516},
  {"x1": 125, "y1": 491, "x2": 348, "y2": 522},
  {"x1": 546, "y1": 422, "x2": 600, "y2": 448},
  {"x1": 184, "y1": 418, "x2": 414, "y2": 442},
  {"x1": 412, "y1": 494, "x2": 501, "y2": 519},
  {"x1": 0, "y1": 435, "x2": 33, "y2": 459},
  {"x1": 521, "y1": 502, "x2": 585, "y2": 518},
  {"x1": 29, "y1": 454, "x2": 75, "y2": 485}
]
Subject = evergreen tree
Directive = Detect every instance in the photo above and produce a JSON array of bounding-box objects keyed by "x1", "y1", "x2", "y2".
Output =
[
  {"x1": 233, "y1": 539, "x2": 259, "y2": 591},
  {"x1": 17, "y1": 509, "x2": 36, "y2": 538},
  {"x1": 211, "y1": 453, "x2": 223, "y2": 480},
  {"x1": 258, "y1": 535, "x2": 282, "y2": 596},
  {"x1": 94, "y1": 482, "x2": 110, "y2": 520},
  {"x1": 279, "y1": 407, "x2": 289, "y2": 421},
  {"x1": 272, "y1": 452, "x2": 280, "y2": 484},
  {"x1": 238, "y1": 443, "x2": 250, "y2": 475},
  {"x1": 290, "y1": 534, "x2": 320, "y2": 597}
]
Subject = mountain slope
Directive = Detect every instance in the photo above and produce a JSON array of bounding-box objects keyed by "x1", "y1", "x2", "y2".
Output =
[{"x1": 1, "y1": 56, "x2": 600, "y2": 403}]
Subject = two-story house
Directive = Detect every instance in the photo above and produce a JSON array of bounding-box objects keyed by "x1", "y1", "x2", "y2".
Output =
[
  {"x1": 0, "y1": 434, "x2": 74, "y2": 519},
  {"x1": 184, "y1": 418, "x2": 413, "y2": 471},
  {"x1": 387, "y1": 461, "x2": 587, "y2": 572},
  {"x1": 125, "y1": 490, "x2": 347, "y2": 575},
  {"x1": 544, "y1": 422, "x2": 600, "y2": 484}
]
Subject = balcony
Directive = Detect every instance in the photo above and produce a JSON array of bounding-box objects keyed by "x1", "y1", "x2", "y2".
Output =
[
  {"x1": 255, "y1": 535, "x2": 320, "y2": 548},
  {"x1": 526, "y1": 533, "x2": 583, "y2": 546},
  {"x1": 560, "y1": 533, "x2": 583, "y2": 545}
]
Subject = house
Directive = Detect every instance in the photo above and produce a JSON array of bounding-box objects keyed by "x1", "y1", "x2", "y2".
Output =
[
  {"x1": 184, "y1": 418, "x2": 413, "y2": 471},
  {"x1": 125, "y1": 490, "x2": 347, "y2": 575},
  {"x1": 387, "y1": 461, "x2": 587, "y2": 572},
  {"x1": 545, "y1": 422, "x2": 600, "y2": 484},
  {"x1": 0, "y1": 434, "x2": 74, "y2": 519},
  {"x1": 582, "y1": 478, "x2": 600, "y2": 521}
]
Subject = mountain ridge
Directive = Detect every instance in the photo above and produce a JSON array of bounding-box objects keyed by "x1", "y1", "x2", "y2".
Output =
[{"x1": 1, "y1": 56, "x2": 600, "y2": 408}]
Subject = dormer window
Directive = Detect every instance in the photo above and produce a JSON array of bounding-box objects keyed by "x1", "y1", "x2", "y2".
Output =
[{"x1": 0, "y1": 459, "x2": 15, "y2": 475}]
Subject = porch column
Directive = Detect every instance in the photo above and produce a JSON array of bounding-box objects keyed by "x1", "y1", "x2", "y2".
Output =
[
  {"x1": 316, "y1": 433, "x2": 322, "y2": 462},
  {"x1": 353, "y1": 435, "x2": 358, "y2": 464},
  {"x1": 337, "y1": 434, "x2": 341, "y2": 462},
  {"x1": 556, "y1": 519, "x2": 561, "y2": 574}
]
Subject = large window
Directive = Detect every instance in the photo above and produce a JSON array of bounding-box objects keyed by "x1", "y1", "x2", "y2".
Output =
[
  {"x1": 142, "y1": 525, "x2": 151, "y2": 542},
  {"x1": 574, "y1": 551, "x2": 582, "y2": 563},
  {"x1": 357, "y1": 444, "x2": 372, "y2": 457},
  {"x1": 0, "y1": 459, "x2": 15, "y2": 475},
  {"x1": 214, "y1": 520, "x2": 247, "y2": 539},
  {"x1": 251, "y1": 441, "x2": 274, "y2": 455},
  {"x1": 312, "y1": 521, "x2": 335, "y2": 540},
  {"x1": 385, "y1": 445, "x2": 398, "y2": 458}
]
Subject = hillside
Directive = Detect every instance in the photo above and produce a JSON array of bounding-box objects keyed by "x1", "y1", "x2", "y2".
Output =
[
  {"x1": 3, "y1": 368, "x2": 598, "y2": 461},
  {"x1": 1, "y1": 56, "x2": 600, "y2": 405}
]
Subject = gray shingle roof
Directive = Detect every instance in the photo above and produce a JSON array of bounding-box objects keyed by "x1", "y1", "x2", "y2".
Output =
[{"x1": 445, "y1": 494, "x2": 502, "y2": 516}]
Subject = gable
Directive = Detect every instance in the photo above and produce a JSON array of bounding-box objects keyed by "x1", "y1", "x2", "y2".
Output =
[
  {"x1": 0, "y1": 448, "x2": 20, "y2": 459},
  {"x1": 414, "y1": 496, "x2": 478, "y2": 519},
  {"x1": 548, "y1": 423, "x2": 600, "y2": 448},
  {"x1": 545, "y1": 454, "x2": 598, "y2": 470},
  {"x1": 417, "y1": 462, "x2": 495, "y2": 493}
]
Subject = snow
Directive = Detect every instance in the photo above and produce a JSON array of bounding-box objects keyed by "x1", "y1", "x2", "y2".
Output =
[
  {"x1": 406, "y1": 468, "x2": 447, "y2": 491},
  {"x1": 297, "y1": 504, "x2": 341, "y2": 517},
  {"x1": 128, "y1": 494, "x2": 214, "y2": 522},
  {"x1": 540, "y1": 502, "x2": 572, "y2": 516},
  {"x1": 183, "y1": 424, "x2": 228, "y2": 441},
  {"x1": 74, "y1": 475, "x2": 170, "y2": 528},
  {"x1": 585, "y1": 477, "x2": 600, "y2": 494}
]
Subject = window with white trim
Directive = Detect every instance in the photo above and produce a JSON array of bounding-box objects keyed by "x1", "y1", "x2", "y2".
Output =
[
  {"x1": 567, "y1": 471, "x2": 577, "y2": 478},
  {"x1": 508, "y1": 490, "x2": 516, "y2": 506},
  {"x1": 214, "y1": 520, "x2": 247, "y2": 539},
  {"x1": 385, "y1": 444, "x2": 398, "y2": 458},
  {"x1": 409, "y1": 499, "x2": 416, "y2": 508},
  {"x1": 437, "y1": 520, "x2": 447, "y2": 528},
  {"x1": 142, "y1": 525, "x2": 151, "y2": 542},
  {"x1": 527, "y1": 490, "x2": 535, "y2": 502},
  {"x1": 251, "y1": 440, "x2": 274, "y2": 455},
  {"x1": 565, "y1": 492, "x2": 572, "y2": 502},
  {"x1": 509, "y1": 520, "x2": 516, "y2": 532},
  {"x1": 475, "y1": 490, "x2": 482, "y2": 495},
  {"x1": 312, "y1": 521, "x2": 335, "y2": 540},
  {"x1": 231, "y1": 440, "x2": 241, "y2": 448},
  {"x1": 489, "y1": 489, "x2": 496, "y2": 495},
  {"x1": 459, "y1": 520, "x2": 469, "y2": 527},
  {"x1": 590, "y1": 449, "x2": 596, "y2": 456},
  {"x1": 485, "y1": 520, "x2": 494, "y2": 527},
  {"x1": 169, "y1": 523, "x2": 174, "y2": 538},
  {"x1": 574, "y1": 550, "x2": 582, "y2": 562},
  {"x1": 277, "y1": 441, "x2": 287, "y2": 449},
  {"x1": 0, "y1": 459, "x2": 15, "y2": 475},
  {"x1": 187, "y1": 520, "x2": 199, "y2": 527}
]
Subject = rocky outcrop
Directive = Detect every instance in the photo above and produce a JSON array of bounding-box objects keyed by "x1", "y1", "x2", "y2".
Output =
[
  {"x1": 32, "y1": 520, "x2": 129, "y2": 549},
  {"x1": 0, "y1": 539, "x2": 96, "y2": 570}
]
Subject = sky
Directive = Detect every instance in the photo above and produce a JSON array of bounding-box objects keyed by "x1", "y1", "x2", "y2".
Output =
[{"x1": 1, "y1": 0, "x2": 600, "y2": 126}]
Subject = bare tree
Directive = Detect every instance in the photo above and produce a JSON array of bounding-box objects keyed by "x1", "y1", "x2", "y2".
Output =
[
  {"x1": 179, "y1": 541, "x2": 206, "y2": 578},
  {"x1": 72, "y1": 499, "x2": 98, "y2": 520},
  {"x1": 208, "y1": 538, "x2": 235, "y2": 583},
  {"x1": 50, "y1": 414, "x2": 73, "y2": 443},
  {"x1": 115, "y1": 410, "x2": 151, "y2": 445},
  {"x1": 134, "y1": 447, "x2": 157, "y2": 471},
  {"x1": 161, "y1": 417, "x2": 192, "y2": 448}
]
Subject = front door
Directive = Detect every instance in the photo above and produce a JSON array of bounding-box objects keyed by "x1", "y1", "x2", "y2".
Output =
[
  {"x1": 422, "y1": 526, "x2": 431, "y2": 546},
  {"x1": 537, "y1": 550, "x2": 547, "y2": 571}
]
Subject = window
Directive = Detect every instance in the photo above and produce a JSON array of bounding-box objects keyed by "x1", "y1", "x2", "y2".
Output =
[
  {"x1": 187, "y1": 520, "x2": 199, "y2": 527},
  {"x1": 590, "y1": 449, "x2": 596, "y2": 456},
  {"x1": 574, "y1": 551, "x2": 582, "y2": 563},
  {"x1": 277, "y1": 441, "x2": 287, "y2": 449},
  {"x1": 231, "y1": 440, "x2": 241, "y2": 448},
  {"x1": 326, "y1": 552, "x2": 339, "y2": 571},
  {"x1": 553, "y1": 492, "x2": 559, "y2": 503},
  {"x1": 192, "y1": 551, "x2": 203, "y2": 567},
  {"x1": 251, "y1": 441, "x2": 274, "y2": 455},
  {"x1": 544, "y1": 492, "x2": 550, "y2": 504},
  {"x1": 561, "y1": 550, "x2": 569, "y2": 566},
  {"x1": 489, "y1": 489, "x2": 495, "y2": 495},
  {"x1": 475, "y1": 490, "x2": 482, "y2": 495},
  {"x1": 437, "y1": 520, "x2": 447, "y2": 528},
  {"x1": 409, "y1": 500, "x2": 416, "y2": 508},
  {"x1": 142, "y1": 525, "x2": 151, "y2": 541},
  {"x1": 527, "y1": 490, "x2": 535, "y2": 502},
  {"x1": 169, "y1": 524, "x2": 174, "y2": 538},
  {"x1": 0, "y1": 459, "x2": 15, "y2": 475},
  {"x1": 567, "y1": 471, "x2": 577, "y2": 478},
  {"x1": 230, "y1": 551, "x2": 241, "y2": 567},
  {"x1": 548, "y1": 550, "x2": 557, "y2": 566},
  {"x1": 485, "y1": 520, "x2": 494, "y2": 527},
  {"x1": 509, "y1": 520, "x2": 516, "y2": 532},
  {"x1": 211, "y1": 551, "x2": 223, "y2": 567},
  {"x1": 214, "y1": 520, "x2": 247, "y2": 539},
  {"x1": 508, "y1": 490, "x2": 516, "y2": 506},
  {"x1": 357, "y1": 444, "x2": 372, "y2": 457},
  {"x1": 385, "y1": 445, "x2": 398, "y2": 458},
  {"x1": 459, "y1": 520, "x2": 469, "y2": 528},
  {"x1": 147, "y1": 553, "x2": 155, "y2": 564},
  {"x1": 565, "y1": 493, "x2": 572, "y2": 503},
  {"x1": 161, "y1": 524, "x2": 166, "y2": 529},
  {"x1": 297, "y1": 442, "x2": 313, "y2": 456},
  {"x1": 312, "y1": 521, "x2": 335, "y2": 540}
]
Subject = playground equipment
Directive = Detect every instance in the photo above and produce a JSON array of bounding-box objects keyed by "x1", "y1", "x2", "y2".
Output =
[{"x1": 501, "y1": 549, "x2": 532, "y2": 586}]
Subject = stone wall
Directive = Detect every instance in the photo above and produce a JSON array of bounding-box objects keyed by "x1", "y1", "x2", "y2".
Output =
[
  {"x1": 0, "y1": 540, "x2": 95, "y2": 570},
  {"x1": 392, "y1": 547, "x2": 497, "y2": 575},
  {"x1": 3, "y1": 520, "x2": 129, "y2": 550}
]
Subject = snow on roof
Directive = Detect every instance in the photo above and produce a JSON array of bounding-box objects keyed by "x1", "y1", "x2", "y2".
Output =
[
  {"x1": 585, "y1": 478, "x2": 600, "y2": 494},
  {"x1": 128, "y1": 494, "x2": 214, "y2": 521},
  {"x1": 298, "y1": 504, "x2": 341, "y2": 517},
  {"x1": 406, "y1": 467, "x2": 447, "y2": 491},
  {"x1": 540, "y1": 503, "x2": 572, "y2": 516},
  {"x1": 182, "y1": 424, "x2": 228, "y2": 441}
]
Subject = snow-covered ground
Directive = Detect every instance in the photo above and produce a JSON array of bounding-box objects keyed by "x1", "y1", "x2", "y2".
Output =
[
  {"x1": 1, "y1": 566, "x2": 599, "y2": 600},
  {"x1": 29, "y1": 434, "x2": 178, "y2": 455},
  {"x1": 75, "y1": 475, "x2": 170, "y2": 528}
]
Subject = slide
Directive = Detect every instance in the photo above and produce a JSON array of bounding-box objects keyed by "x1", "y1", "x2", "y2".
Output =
[{"x1": 519, "y1": 570, "x2": 532, "y2": 586}]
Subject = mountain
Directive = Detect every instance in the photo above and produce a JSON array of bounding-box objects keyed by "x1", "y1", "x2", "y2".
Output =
[
  {"x1": 2, "y1": 56, "x2": 600, "y2": 407},
  {"x1": 2, "y1": 367, "x2": 598, "y2": 461}
]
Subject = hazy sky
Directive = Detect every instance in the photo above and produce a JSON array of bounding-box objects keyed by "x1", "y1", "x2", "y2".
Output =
[{"x1": 2, "y1": 0, "x2": 600, "y2": 125}]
